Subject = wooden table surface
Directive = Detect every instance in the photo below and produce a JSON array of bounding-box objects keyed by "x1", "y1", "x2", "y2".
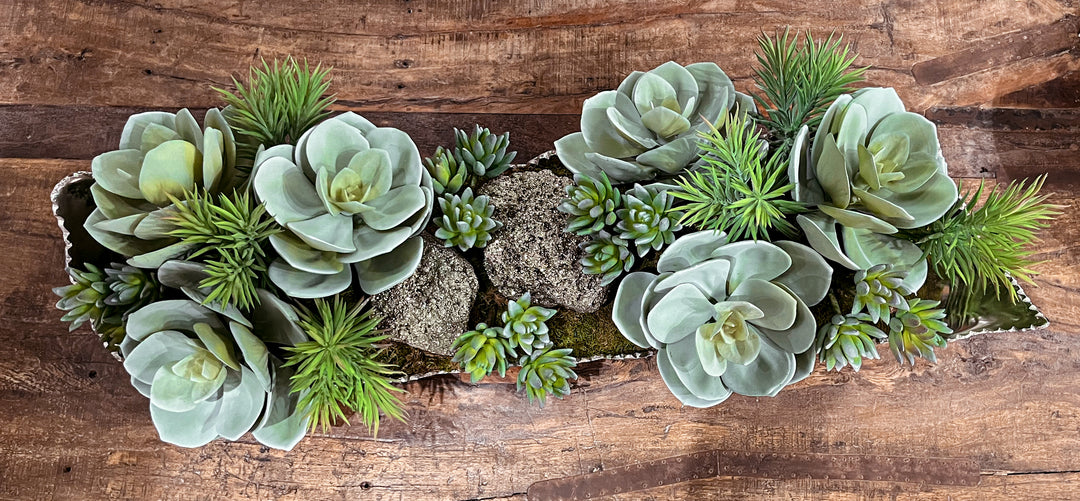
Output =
[{"x1": 2, "y1": 1, "x2": 1079, "y2": 499}]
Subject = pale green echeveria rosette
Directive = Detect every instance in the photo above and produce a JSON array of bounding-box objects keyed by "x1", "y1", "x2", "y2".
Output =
[
  {"x1": 119, "y1": 281, "x2": 310, "y2": 450},
  {"x1": 251, "y1": 112, "x2": 434, "y2": 298},
  {"x1": 612, "y1": 231, "x2": 833, "y2": 407},
  {"x1": 555, "y1": 61, "x2": 753, "y2": 183},
  {"x1": 85, "y1": 108, "x2": 238, "y2": 268},
  {"x1": 789, "y1": 87, "x2": 958, "y2": 232}
]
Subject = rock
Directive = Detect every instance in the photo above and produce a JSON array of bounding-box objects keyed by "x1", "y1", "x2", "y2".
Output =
[
  {"x1": 369, "y1": 234, "x2": 478, "y2": 356},
  {"x1": 480, "y1": 168, "x2": 608, "y2": 313}
]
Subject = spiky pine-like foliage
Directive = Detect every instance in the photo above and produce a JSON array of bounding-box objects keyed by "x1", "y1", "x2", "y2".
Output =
[
  {"x1": 912, "y1": 176, "x2": 1059, "y2": 303},
  {"x1": 517, "y1": 347, "x2": 578, "y2": 407},
  {"x1": 671, "y1": 114, "x2": 804, "y2": 241},
  {"x1": 752, "y1": 30, "x2": 866, "y2": 152},
  {"x1": 889, "y1": 299, "x2": 951, "y2": 366},
  {"x1": 216, "y1": 57, "x2": 334, "y2": 170},
  {"x1": 284, "y1": 297, "x2": 405, "y2": 435},
  {"x1": 166, "y1": 190, "x2": 278, "y2": 310}
]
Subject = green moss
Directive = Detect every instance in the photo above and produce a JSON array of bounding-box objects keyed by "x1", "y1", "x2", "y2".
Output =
[{"x1": 548, "y1": 302, "x2": 642, "y2": 358}]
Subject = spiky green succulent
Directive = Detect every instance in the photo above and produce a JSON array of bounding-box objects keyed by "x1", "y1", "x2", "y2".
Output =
[
  {"x1": 889, "y1": 299, "x2": 951, "y2": 366},
  {"x1": 617, "y1": 184, "x2": 682, "y2": 257},
  {"x1": 517, "y1": 347, "x2": 578, "y2": 407},
  {"x1": 852, "y1": 263, "x2": 911, "y2": 325},
  {"x1": 54, "y1": 263, "x2": 159, "y2": 351},
  {"x1": 501, "y1": 292, "x2": 556, "y2": 356},
  {"x1": 434, "y1": 187, "x2": 501, "y2": 251},
  {"x1": 559, "y1": 173, "x2": 622, "y2": 236},
  {"x1": 580, "y1": 230, "x2": 634, "y2": 286},
  {"x1": 452, "y1": 323, "x2": 515, "y2": 383},
  {"x1": 454, "y1": 125, "x2": 516, "y2": 180},
  {"x1": 816, "y1": 313, "x2": 886, "y2": 372},
  {"x1": 423, "y1": 146, "x2": 469, "y2": 196}
]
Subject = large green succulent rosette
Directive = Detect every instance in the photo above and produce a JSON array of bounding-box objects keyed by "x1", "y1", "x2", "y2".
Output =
[
  {"x1": 252, "y1": 112, "x2": 434, "y2": 298},
  {"x1": 555, "y1": 61, "x2": 751, "y2": 183},
  {"x1": 119, "y1": 280, "x2": 310, "y2": 450},
  {"x1": 789, "y1": 87, "x2": 958, "y2": 232},
  {"x1": 612, "y1": 231, "x2": 832, "y2": 407},
  {"x1": 85, "y1": 108, "x2": 238, "y2": 268}
]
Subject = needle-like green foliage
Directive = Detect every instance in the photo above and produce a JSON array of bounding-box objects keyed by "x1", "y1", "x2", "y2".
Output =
[
  {"x1": 671, "y1": 114, "x2": 805, "y2": 241},
  {"x1": 215, "y1": 57, "x2": 335, "y2": 170},
  {"x1": 913, "y1": 175, "x2": 1060, "y2": 302},
  {"x1": 752, "y1": 30, "x2": 866, "y2": 152},
  {"x1": 166, "y1": 190, "x2": 278, "y2": 310},
  {"x1": 284, "y1": 297, "x2": 405, "y2": 435}
]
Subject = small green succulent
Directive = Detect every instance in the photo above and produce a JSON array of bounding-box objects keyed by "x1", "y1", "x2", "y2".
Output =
[
  {"x1": 434, "y1": 187, "x2": 502, "y2": 251},
  {"x1": 501, "y1": 293, "x2": 557, "y2": 356},
  {"x1": 517, "y1": 347, "x2": 578, "y2": 407},
  {"x1": 816, "y1": 313, "x2": 886, "y2": 372},
  {"x1": 423, "y1": 146, "x2": 469, "y2": 196},
  {"x1": 852, "y1": 263, "x2": 911, "y2": 324},
  {"x1": 617, "y1": 184, "x2": 682, "y2": 257},
  {"x1": 889, "y1": 299, "x2": 952, "y2": 366},
  {"x1": 454, "y1": 125, "x2": 516, "y2": 180},
  {"x1": 54, "y1": 263, "x2": 159, "y2": 351},
  {"x1": 580, "y1": 231, "x2": 634, "y2": 286},
  {"x1": 451, "y1": 323, "x2": 515, "y2": 383},
  {"x1": 559, "y1": 173, "x2": 622, "y2": 236}
]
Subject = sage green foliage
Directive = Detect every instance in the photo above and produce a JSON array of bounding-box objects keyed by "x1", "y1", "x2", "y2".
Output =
[
  {"x1": 816, "y1": 313, "x2": 886, "y2": 372},
  {"x1": 912, "y1": 176, "x2": 1059, "y2": 302},
  {"x1": 216, "y1": 57, "x2": 334, "y2": 170},
  {"x1": 252, "y1": 112, "x2": 434, "y2": 298},
  {"x1": 53, "y1": 263, "x2": 159, "y2": 351},
  {"x1": 454, "y1": 125, "x2": 516, "y2": 180},
  {"x1": 452, "y1": 323, "x2": 514, "y2": 383},
  {"x1": 120, "y1": 292, "x2": 310, "y2": 450},
  {"x1": 435, "y1": 187, "x2": 501, "y2": 251},
  {"x1": 423, "y1": 146, "x2": 469, "y2": 196},
  {"x1": 558, "y1": 172, "x2": 622, "y2": 236},
  {"x1": 284, "y1": 297, "x2": 405, "y2": 435},
  {"x1": 555, "y1": 61, "x2": 746, "y2": 183},
  {"x1": 166, "y1": 190, "x2": 278, "y2": 310},
  {"x1": 502, "y1": 292, "x2": 557, "y2": 356},
  {"x1": 752, "y1": 30, "x2": 866, "y2": 152},
  {"x1": 852, "y1": 263, "x2": 911, "y2": 325},
  {"x1": 889, "y1": 299, "x2": 951, "y2": 366},
  {"x1": 85, "y1": 108, "x2": 238, "y2": 268},
  {"x1": 617, "y1": 184, "x2": 682, "y2": 257},
  {"x1": 612, "y1": 231, "x2": 833, "y2": 407},
  {"x1": 672, "y1": 114, "x2": 804, "y2": 241},
  {"x1": 580, "y1": 230, "x2": 634, "y2": 286},
  {"x1": 517, "y1": 347, "x2": 578, "y2": 407}
]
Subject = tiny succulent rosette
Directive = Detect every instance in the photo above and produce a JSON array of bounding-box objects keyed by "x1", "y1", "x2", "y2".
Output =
[
  {"x1": 85, "y1": 108, "x2": 238, "y2": 268},
  {"x1": 54, "y1": 263, "x2": 159, "y2": 351},
  {"x1": 517, "y1": 347, "x2": 578, "y2": 407},
  {"x1": 455, "y1": 125, "x2": 516, "y2": 180},
  {"x1": 789, "y1": 87, "x2": 959, "y2": 232},
  {"x1": 452, "y1": 323, "x2": 515, "y2": 383},
  {"x1": 555, "y1": 61, "x2": 751, "y2": 183},
  {"x1": 613, "y1": 231, "x2": 832, "y2": 407},
  {"x1": 252, "y1": 112, "x2": 434, "y2": 298},
  {"x1": 617, "y1": 184, "x2": 683, "y2": 257},
  {"x1": 559, "y1": 173, "x2": 622, "y2": 236},
  {"x1": 434, "y1": 187, "x2": 502, "y2": 251},
  {"x1": 580, "y1": 230, "x2": 635, "y2": 286},
  {"x1": 423, "y1": 146, "x2": 469, "y2": 196},
  {"x1": 119, "y1": 282, "x2": 310, "y2": 450},
  {"x1": 889, "y1": 299, "x2": 952, "y2": 366},
  {"x1": 853, "y1": 263, "x2": 911, "y2": 324},
  {"x1": 816, "y1": 313, "x2": 887, "y2": 372},
  {"x1": 501, "y1": 292, "x2": 556, "y2": 355}
]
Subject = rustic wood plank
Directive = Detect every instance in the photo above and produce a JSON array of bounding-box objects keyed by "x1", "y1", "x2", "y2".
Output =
[
  {"x1": 2, "y1": 140, "x2": 1080, "y2": 499},
  {"x1": 0, "y1": 0, "x2": 1074, "y2": 113}
]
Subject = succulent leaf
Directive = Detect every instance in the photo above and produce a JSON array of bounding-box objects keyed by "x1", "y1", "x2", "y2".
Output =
[
  {"x1": 453, "y1": 125, "x2": 516, "y2": 180},
  {"x1": 451, "y1": 323, "x2": 514, "y2": 383},
  {"x1": 558, "y1": 173, "x2": 622, "y2": 236},
  {"x1": 580, "y1": 230, "x2": 635, "y2": 286},
  {"x1": 53, "y1": 263, "x2": 160, "y2": 351},
  {"x1": 616, "y1": 184, "x2": 682, "y2": 257},
  {"x1": 888, "y1": 298, "x2": 951, "y2": 366},
  {"x1": 501, "y1": 293, "x2": 557, "y2": 356},
  {"x1": 423, "y1": 146, "x2": 470, "y2": 196},
  {"x1": 516, "y1": 347, "x2": 578, "y2": 407},
  {"x1": 815, "y1": 313, "x2": 886, "y2": 372},
  {"x1": 434, "y1": 187, "x2": 502, "y2": 251},
  {"x1": 851, "y1": 263, "x2": 911, "y2": 324}
]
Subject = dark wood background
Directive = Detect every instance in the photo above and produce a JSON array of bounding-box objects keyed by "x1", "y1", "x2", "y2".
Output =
[{"x1": 2, "y1": 1, "x2": 1079, "y2": 499}]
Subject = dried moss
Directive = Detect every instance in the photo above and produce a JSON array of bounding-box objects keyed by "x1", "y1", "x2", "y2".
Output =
[{"x1": 378, "y1": 340, "x2": 457, "y2": 377}]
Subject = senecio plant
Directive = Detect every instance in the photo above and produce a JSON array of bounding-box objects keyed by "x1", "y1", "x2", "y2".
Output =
[{"x1": 54, "y1": 27, "x2": 1059, "y2": 449}]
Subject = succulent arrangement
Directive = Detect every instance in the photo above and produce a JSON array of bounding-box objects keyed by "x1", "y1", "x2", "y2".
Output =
[{"x1": 53, "y1": 29, "x2": 1056, "y2": 450}]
